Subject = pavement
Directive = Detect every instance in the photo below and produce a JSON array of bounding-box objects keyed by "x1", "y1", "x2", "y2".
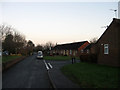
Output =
[{"x1": 45, "y1": 59, "x2": 80, "y2": 88}]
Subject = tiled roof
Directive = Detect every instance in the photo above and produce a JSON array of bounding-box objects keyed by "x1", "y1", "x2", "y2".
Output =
[
  {"x1": 53, "y1": 41, "x2": 88, "y2": 50},
  {"x1": 83, "y1": 44, "x2": 92, "y2": 50}
]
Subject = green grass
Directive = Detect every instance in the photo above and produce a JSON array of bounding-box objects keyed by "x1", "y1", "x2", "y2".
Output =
[
  {"x1": 2, "y1": 55, "x2": 22, "y2": 63},
  {"x1": 61, "y1": 62, "x2": 119, "y2": 88}
]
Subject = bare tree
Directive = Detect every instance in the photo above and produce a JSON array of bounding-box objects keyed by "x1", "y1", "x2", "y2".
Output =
[
  {"x1": 2, "y1": 34, "x2": 15, "y2": 54},
  {"x1": 27, "y1": 40, "x2": 35, "y2": 55},
  {"x1": 89, "y1": 37, "x2": 98, "y2": 44},
  {"x1": 35, "y1": 44, "x2": 43, "y2": 51},
  {"x1": 13, "y1": 32, "x2": 27, "y2": 54},
  {"x1": 0, "y1": 24, "x2": 14, "y2": 42},
  {"x1": 43, "y1": 41, "x2": 55, "y2": 55},
  {"x1": 1, "y1": 24, "x2": 27, "y2": 55},
  {"x1": 44, "y1": 41, "x2": 55, "y2": 50}
]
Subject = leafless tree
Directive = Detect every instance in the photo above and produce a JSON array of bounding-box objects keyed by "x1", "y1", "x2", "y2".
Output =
[
  {"x1": 35, "y1": 44, "x2": 44, "y2": 51},
  {"x1": 43, "y1": 41, "x2": 55, "y2": 50},
  {"x1": 13, "y1": 32, "x2": 27, "y2": 54},
  {"x1": 89, "y1": 37, "x2": 98, "y2": 44},
  {"x1": 27, "y1": 40, "x2": 35, "y2": 55},
  {"x1": 1, "y1": 24, "x2": 27, "y2": 54},
  {"x1": 0, "y1": 24, "x2": 14, "y2": 42}
]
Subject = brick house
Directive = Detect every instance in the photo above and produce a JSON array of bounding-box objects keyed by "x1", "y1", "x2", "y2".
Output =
[
  {"x1": 96, "y1": 18, "x2": 120, "y2": 67},
  {"x1": 52, "y1": 41, "x2": 89, "y2": 57},
  {"x1": 79, "y1": 43, "x2": 98, "y2": 63}
]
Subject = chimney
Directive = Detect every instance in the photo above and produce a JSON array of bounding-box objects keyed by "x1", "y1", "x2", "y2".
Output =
[{"x1": 118, "y1": 1, "x2": 120, "y2": 19}]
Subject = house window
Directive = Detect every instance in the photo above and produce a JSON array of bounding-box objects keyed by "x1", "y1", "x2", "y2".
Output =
[
  {"x1": 73, "y1": 51, "x2": 76, "y2": 56},
  {"x1": 64, "y1": 50, "x2": 66, "y2": 55},
  {"x1": 76, "y1": 51, "x2": 77, "y2": 54},
  {"x1": 104, "y1": 44, "x2": 109, "y2": 54},
  {"x1": 81, "y1": 49, "x2": 83, "y2": 53},
  {"x1": 70, "y1": 50, "x2": 72, "y2": 55},
  {"x1": 66, "y1": 50, "x2": 69, "y2": 55},
  {"x1": 87, "y1": 50, "x2": 89, "y2": 54},
  {"x1": 61, "y1": 51, "x2": 62, "y2": 54}
]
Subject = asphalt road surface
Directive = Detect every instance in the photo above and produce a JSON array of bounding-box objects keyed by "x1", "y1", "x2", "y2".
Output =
[{"x1": 2, "y1": 55, "x2": 51, "y2": 88}]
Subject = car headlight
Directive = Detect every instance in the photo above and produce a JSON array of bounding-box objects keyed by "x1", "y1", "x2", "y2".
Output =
[{"x1": 40, "y1": 56, "x2": 43, "y2": 57}]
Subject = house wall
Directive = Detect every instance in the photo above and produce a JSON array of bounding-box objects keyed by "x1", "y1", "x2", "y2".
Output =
[
  {"x1": 53, "y1": 49, "x2": 79, "y2": 57},
  {"x1": 52, "y1": 41, "x2": 89, "y2": 57},
  {"x1": 71, "y1": 50, "x2": 78, "y2": 57},
  {"x1": 90, "y1": 44, "x2": 98, "y2": 54},
  {"x1": 97, "y1": 19, "x2": 120, "y2": 67},
  {"x1": 62, "y1": 49, "x2": 78, "y2": 57}
]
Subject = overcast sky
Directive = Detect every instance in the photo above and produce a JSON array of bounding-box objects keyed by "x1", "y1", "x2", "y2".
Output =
[{"x1": 1, "y1": 1, "x2": 119, "y2": 45}]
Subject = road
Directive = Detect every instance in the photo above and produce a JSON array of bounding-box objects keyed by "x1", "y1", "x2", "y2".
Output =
[
  {"x1": 2, "y1": 55, "x2": 51, "y2": 88},
  {"x1": 45, "y1": 60, "x2": 80, "y2": 88}
]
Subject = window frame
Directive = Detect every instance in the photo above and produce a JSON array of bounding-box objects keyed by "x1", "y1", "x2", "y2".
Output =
[
  {"x1": 104, "y1": 44, "x2": 109, "y2": 54},
  {"x1": 70, "y1": 50, "x2": 72, "y2": 55},
  {"x1": 81, "y1": 49, "x2": 84, "y2": 53}
]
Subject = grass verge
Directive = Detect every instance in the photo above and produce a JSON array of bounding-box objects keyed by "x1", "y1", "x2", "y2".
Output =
[
  {"x1": 61, "y1": 62, "x2": 119, "y2": 88},
  {"x1": 2, "y1": 55, "x2": 22, "y2": 63}
]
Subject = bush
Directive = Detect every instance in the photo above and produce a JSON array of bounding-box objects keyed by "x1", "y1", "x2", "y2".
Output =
[{"x1": 80, "y1": 54, "x2": 97, "y2": 63}]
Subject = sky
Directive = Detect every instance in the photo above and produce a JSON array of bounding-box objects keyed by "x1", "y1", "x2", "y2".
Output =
[{"x1": 0, "y1": 0, "x2": 119, "y2": 45}]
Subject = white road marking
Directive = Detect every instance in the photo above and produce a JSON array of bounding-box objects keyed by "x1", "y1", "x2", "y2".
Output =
[
  {"x1": 43, "y1": 60, "x2": 49, "y2": 70},
  {"x1": 48, "y1": 63, "x2": 53, "y2": 69}
]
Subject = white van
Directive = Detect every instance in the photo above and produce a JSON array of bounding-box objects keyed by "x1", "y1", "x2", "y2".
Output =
[{"x1": 37, "y1": 51, "x2": 43, "y2": 59}]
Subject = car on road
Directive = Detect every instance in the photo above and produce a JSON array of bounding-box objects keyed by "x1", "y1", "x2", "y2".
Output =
[
  {"x1": 37, "y1": 51, "x2": 43, "y2": 59},
  {"x1": 3, "y1": 51, "x2": 9, "y2": 56}
]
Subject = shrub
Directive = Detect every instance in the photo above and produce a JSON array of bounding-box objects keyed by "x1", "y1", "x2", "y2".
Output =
[{"x1": 80, "y1": 54, "x2": 97, "y2": 63}]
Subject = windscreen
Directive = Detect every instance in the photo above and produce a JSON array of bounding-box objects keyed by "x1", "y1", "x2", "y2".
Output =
[{"x1": 38, "y1": 51, "x2": 42, "y2": 55}]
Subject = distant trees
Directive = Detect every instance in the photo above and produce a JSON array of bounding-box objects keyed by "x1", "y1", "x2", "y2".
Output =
[
  {"x1": 44, "y1": 41, "x2": 55, "y2": 50},
  {"x1": 89, "y1": 37, "x2": 98, "y2": 44},
  {"x1": 33, "y1": 41, "x2": 55, "y2": 55},
  {"x1": 27, "y1": 40, "x2": 35, "y2": 55},
  {"x1": 0, "y1": 24, "x2": 13, "y2": 42},
  {"x1": 0, "y1": 24, "x2": 35, "y2": 55},
  {"x1": 43, "y1": 41, "x2": 55, "y2": 55},
  {"x1": 13, "y1": 32, "x2": 26, "y2": 54},
  {"x1": 2, "y1": 34, "x2": 15, "y2": 54},
  {"x1": 1, "y1": 24, "x2": 16, "y2": 54},
  {"x1": 34, "y1": 44, "x2": 43, "y2": 52},
  {"x1": 0, "y1": 24, "x2": 56, "y2": 56}
]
